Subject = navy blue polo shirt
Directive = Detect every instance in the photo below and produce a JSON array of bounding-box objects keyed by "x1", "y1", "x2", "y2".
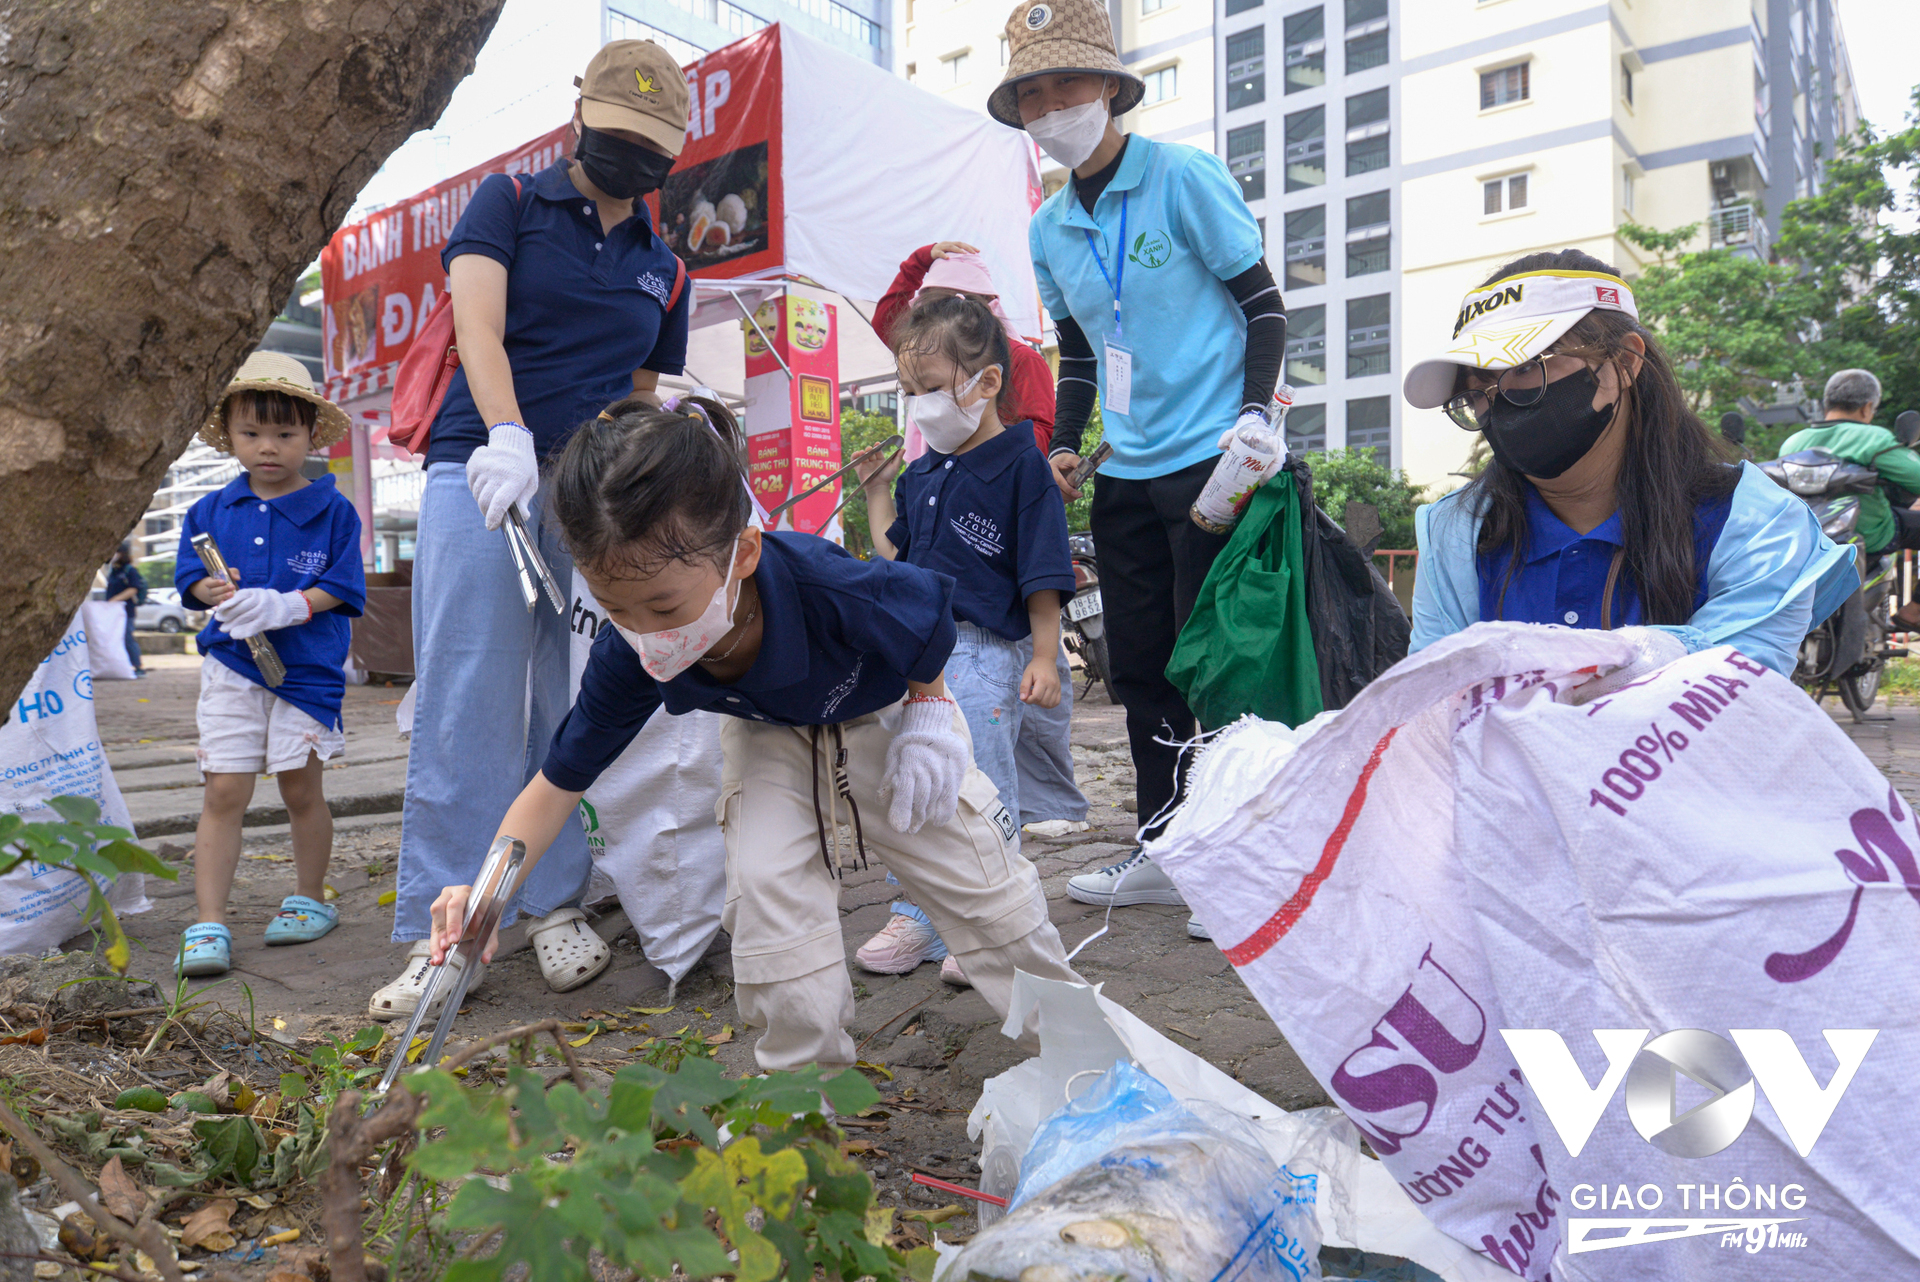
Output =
[
  {"x1": 426, "y1": 161, "x2": 691, "y2": 468},
  {"x1": 176, "y1": 475, "x2": 367, "y2": 729},
  {"x1": 542, "y1": 533, "x2": 957, "y2": 793},
  {"x1": 1477, "y1": 486, "x2": 1736, "y2": 627},
  {"x1": 884, "y1": 423, "x2": 1076, "y2": 642}
]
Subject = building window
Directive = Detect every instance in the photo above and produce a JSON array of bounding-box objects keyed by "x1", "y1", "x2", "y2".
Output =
[
  {"x1": 998, "y1": 35, "x2": 1009, "y2": 65},
  {"x1": 1285, "y1": 402, "x2": 1327, "y2": 453},
  {"x1": 1227, "y1": 123, "x2": 1267, "y2": 201},
  {"x1": 1346, "y1": 294, "x2": 1390, "y2": 378},
  {"x1": 1620, "y1": 59, "x2": 1634, "y2": 106},
  {"x1": 942, "y1": 50, "x2": 970, "y2": 83},
  {"x1": 1284, "y1": 8, "x2": 1326, "y2": 94},
  {"x1": 1284, "y1": 106, "x2": 1326, "y2": 191},
  {"x1": 1347, "y1": 395, "x2": 1392, "y2": 464},
  {"x1": 1226, "y1": 28, "x2": 1265, "y2": 110},
  {"x1": 1344, "y1": 0, "x2": 1387, "y2": 73},
  {"x1": 1142, "y1": 64, "x2": 1177, "y2": 103},
  {"x1": 1480, "y1": 61, "x2": 1530, "y2": 110},
  {"x1": 1286, "y1": 304, "x2": 1327, "y2": 385},
  {"x1": 784, "y1": 0, "x2": 883, "y2": 46},
  {"x1": 1225, "y1": 0, "x2": 1261, "y2": 15},
  {"x1": 1347, "y1": 232, "x2": 1388, "y2": 276},
  {"x1": 1346, "y1": 189, "x2": 1389, "y2": 276},
  {"x1": 1483, "y1": 171, "x2": 1529, "y2": 214},
  {"x1": 607, "y1": 10, "x2": 706, "y2": 64},
  {"x1": 1284, "y1": 206, "x2": 1326, "y2": 290},
  {"x1": 1621, "y1": 166, "x2": 1635, "y2": 212},
  {"x1": 717, "y1": 0, "x2": 769, "y2": 38},
  {"x1": 1345, "y1": 87, "x2": 1389, "y2": 176},
  {"x1": 1142, "y1": 0, "x2": 1164, "y2": 13}
]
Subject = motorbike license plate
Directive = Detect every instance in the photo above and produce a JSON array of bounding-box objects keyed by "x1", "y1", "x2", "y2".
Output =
[{"x1": 1067, "y1": 589, "x2": 1103, "y2": 622}]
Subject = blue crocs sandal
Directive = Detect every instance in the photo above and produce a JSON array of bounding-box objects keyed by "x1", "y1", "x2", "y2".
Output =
[
  {"x1": 178, "y1": 923, "x2": 232, "y2": 977},
  {"x1": 264, "y1": 894, "x2": 339, "y2": 946}
]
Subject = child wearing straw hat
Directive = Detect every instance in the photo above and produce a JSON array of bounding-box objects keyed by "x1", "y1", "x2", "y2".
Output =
[{"x1": 172, "y1": 351, "x2": 367, "y2": 976}]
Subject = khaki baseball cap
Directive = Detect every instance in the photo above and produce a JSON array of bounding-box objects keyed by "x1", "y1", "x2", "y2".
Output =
[
  {"x1": 575, "y1": 40, "x2": 690, "y2": 157},
  {"x1": 989, "y1": 0, "x2": 1145, "y2": 129},
  {"x1": 1402, "y1": 269, "x2": 1640, "y2": 409}
]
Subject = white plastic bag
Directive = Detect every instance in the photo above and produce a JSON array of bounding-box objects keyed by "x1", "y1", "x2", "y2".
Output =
[
  {"x1": 1151, "y1": 621, "x2": 1920, "y2": 1279},
  {"x1": 0, "y1": 614, "x2": 150, "y2": 952},
  {"x1": 567, "y1": 572, "x2": 726, "y2": 982},
  {"x1": 80, "y1": 601, "x2": 136, "y2": 681}
]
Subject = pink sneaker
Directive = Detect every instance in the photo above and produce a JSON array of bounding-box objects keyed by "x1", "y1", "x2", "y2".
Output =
[
  {"x1": 855, "y1": 914, "x2": 944, "y2": 974},
  {"x1": 940, "y1": 954, "x2": 971, "y2": 987}
]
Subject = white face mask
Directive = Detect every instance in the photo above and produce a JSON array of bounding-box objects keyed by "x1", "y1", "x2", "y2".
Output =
[
  {"x1": 906, "y1": 368, "x2": 996, "y2": 454},
  {"x1": 1026, "y1": 95, "x2": 1111, "y2": 170},
  {"x1": 612, "y1": 538, "x2": 743, "y2": 681}
]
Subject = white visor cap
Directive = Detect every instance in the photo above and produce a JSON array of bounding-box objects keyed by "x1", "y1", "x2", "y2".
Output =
[{"x1": 1402, "y1": 270, "x2": 1640, "y2": 410}]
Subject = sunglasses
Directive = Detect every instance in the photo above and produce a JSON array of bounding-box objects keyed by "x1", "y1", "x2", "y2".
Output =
[{"x1": 1444, "y1": 353, "x2": 1591, "y2": 431}]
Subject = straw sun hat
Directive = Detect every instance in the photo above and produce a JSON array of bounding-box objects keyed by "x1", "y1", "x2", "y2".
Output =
[
  {"x1": 200, "y1": 350, "x2": 351, "y2": 452},
  {"x1": 988, "y1": 0, "x2": 1145, "y2": 129}
]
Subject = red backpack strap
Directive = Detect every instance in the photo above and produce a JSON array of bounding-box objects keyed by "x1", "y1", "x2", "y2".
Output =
[{"x1": 665, "y1": 255, "x2": 689, "y2": 311}]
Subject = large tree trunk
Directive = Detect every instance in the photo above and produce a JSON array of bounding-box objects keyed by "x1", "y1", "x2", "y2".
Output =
[{"x1": 0, "y1": 0, "x2": 506, "y2": 705}]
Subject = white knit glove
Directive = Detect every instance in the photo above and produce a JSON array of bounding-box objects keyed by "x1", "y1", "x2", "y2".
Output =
[
  {"x1": 465, "y1": 422, "x2": 538, "y2": 531},
  {"x1": 1568, "y1": 626, "x2": 1690, "y2": 706},
  {"x1": 882, "y1": 697, "x2": 969, "y2": 834},
  {"x1": 215, "y1": 588, "x2": 311, "y2": 640}
]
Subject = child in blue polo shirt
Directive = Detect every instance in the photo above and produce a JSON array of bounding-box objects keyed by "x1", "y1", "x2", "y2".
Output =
[
  {"x1": 856, "y1": 295, "x2": 1078, "y2": 985},
  {"x1": 423, "y1": 395, "x2": 1081, "y2": 1073},
  {"x1": 173, "y1": 352, "x2": 367, "y2": 976}
]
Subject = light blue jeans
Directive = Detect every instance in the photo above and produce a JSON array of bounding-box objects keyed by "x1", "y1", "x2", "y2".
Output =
[
  {"x1": 393, "y1": 464, "x2": 591, "y2": 941},
  {"x1": 891, "y1": 625, "x2": 1086, "y2": 931}
]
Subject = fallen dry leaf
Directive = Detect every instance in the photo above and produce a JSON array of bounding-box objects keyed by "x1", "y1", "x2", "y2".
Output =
[
  {"x1": 239, "y1": 1194, "x2": 275, "y2": 1210},
  {"x1": 229, "y1": 1081, "x2": 258, "y2": 1114},
  {"x1": 268, "y1": 1273, "x2": 306, "y2": 1282},
  {"x1": 629, "y1": 1006, "x2": 674, "y2": 1015},
  {"x1": 99, "y1": 1155, "x2": 145, "y2": 1222},
  {"x1": 179, "y1": 1198, "x2": 238, "y2": 1250},
  {"x1": 134, "y1": 1249, "x2": 158, "y2": 1275},
  {"x1": 0, "y1": 1028, "x2": 46, "y2": 1046},
  {"x1": 903, "y1": 1204, "x2": 965, "y2": 1225},
  {"x1": 33, "y1": 1262, "x2": 60, "y2": 1278},
  {"x1": 705, "y1": 1025, "x2": 734, "y2": 1046}
]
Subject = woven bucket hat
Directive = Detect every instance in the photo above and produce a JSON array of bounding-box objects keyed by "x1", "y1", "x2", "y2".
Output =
[
  {"x1": 988, "y1": 0, "x2": 1144, "y2": 129},
  {"x1": 200, "y1": 350, "x2": 351, "y2": 452}
]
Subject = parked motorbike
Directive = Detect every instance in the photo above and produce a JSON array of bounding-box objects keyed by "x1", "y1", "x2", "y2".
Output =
[
  {"x1": 1061, "y1": 531, "x2": 1110, "y2": 698},
  {"x1": 1758, "y1": 447, "x2": 1903, "y2": 720}
]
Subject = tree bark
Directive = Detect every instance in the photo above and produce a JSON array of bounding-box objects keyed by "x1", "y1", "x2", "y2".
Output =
[{"x1": 0, "y1": 0, "x2": 507, "y2": 705}]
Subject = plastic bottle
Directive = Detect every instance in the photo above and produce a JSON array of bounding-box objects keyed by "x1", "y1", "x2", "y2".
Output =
[{"x1": 1190, "y1": 385, "x2": 1294, "y2": 534}]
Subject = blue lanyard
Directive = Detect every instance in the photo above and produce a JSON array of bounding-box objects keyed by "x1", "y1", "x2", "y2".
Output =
[{"x1": 1082, "y1": 193, "x2": 1127, "y2": 338}]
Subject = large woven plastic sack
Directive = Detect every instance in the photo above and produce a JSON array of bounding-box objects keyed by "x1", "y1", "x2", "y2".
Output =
[
  {"x1": 0, "y1": 614, "x2": 149, "y2": 952},
  {"x1": 566, "y1": 572, "x2": 725, "y2": 983},
  {"x1": 1150, "y1": 621, "x2": 1920, "y2": 1279}
]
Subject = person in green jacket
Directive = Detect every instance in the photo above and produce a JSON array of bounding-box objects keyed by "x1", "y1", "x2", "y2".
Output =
[{"x1": 1779, "y1": 369, "x2": 1920, "y2": 626}]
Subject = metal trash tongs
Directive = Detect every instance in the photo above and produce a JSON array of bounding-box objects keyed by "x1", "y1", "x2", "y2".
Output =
[
  {"x1": 503, "y1": 508, "x2": 565, "y2": 615},
  {"x1": 189, "y1": 533, "x2": 288, "y2": 687},
  {"x1": 375, "y1": 835, "x2": 526, "y2": 1094},
  {"x1": 763, "y1": 435, "x2": 904, "y2": 533}
]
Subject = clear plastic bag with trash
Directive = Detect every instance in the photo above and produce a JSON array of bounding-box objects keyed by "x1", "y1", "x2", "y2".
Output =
[{"x1": 948, "y1": 1060, "x2": 1323, "y2": 1282}]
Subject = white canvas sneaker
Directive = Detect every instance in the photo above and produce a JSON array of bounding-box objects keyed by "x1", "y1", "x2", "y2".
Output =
[{"x1": 1065, "y1": 847, "x2": 1188, "y2": 907}]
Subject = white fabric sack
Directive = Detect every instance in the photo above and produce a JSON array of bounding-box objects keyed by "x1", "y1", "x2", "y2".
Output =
[
  {"x1": 567, "y1": 572, "x2": 726, "y2": 983},
  {"x1": 0, "y1": 613, "x2": 150, "y2": 953},
  {"x1": 1151, "y1": 621, "x2": 1920, "y2": 1280},
  {"x1": 80, "y1": 601, "x2": 136, "y2": 681},
  {"x1": 966, "y1": 972, "x2": 1514, "y2": 1282}
]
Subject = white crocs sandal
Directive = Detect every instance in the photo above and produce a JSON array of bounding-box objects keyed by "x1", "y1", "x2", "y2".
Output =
[
  {"x1": 530, "y1": 908, "x2": 612, "y2": 993},
  {"x1": 368, "y1": 940, "x2": 484, "y2": 1022}
]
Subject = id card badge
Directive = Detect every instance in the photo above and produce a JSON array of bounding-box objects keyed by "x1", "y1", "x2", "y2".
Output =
[{"x1": 1104, "y1": 341, "x2": 1133, "y2": 416}]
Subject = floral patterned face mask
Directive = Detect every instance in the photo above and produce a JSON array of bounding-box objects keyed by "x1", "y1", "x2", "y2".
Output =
[{"x1": 613, "y1": 537, "x2": 741, "y2": 681}]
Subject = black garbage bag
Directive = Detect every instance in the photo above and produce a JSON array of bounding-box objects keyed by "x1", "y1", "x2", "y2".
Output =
[{"x1": 1288, "y1": 458, "x2": 1410, "y2": 709}]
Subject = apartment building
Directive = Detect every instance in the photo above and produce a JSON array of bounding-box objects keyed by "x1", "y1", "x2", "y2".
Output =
[
  {"x1": 1392, "y1": 0, "x2": 1858, "y2": 491},
  {"x1": 607, "y1": 0, "x2": 889, "y2": 69},
  {"x1": 899, "y1": 0, "x2": 1216, "y2": 195}
]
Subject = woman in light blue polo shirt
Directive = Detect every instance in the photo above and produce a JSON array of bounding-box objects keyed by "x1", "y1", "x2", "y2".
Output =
[{"x1": 988, "y1": 0, "x2": 1287, "y2": 928}]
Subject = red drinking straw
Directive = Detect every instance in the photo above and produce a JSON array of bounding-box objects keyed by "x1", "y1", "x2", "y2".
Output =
[{"x1": 910, "y1": 1172, "x2": 1009, "y2": 1207}]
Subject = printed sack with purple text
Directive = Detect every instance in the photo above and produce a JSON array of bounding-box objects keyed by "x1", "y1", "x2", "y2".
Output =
[{"x1": 1149, "y1": 621, "x2": 1919, "y2": 1281}]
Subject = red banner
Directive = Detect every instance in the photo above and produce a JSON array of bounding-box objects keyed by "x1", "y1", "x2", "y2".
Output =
[
  {"x1": 318, "y1": 125, "x2": 573, "y2": 385},
  {"x1": 652, "y1": 27, "x2": 783, "y2": 281}
]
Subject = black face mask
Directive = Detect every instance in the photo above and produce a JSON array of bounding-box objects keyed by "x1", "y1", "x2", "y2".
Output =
[
  {"x1": 575, "y1": 125, "x2": 675, "y2": 200},
  {"x1": 1482, "y1": 365, "x2": 1617, "y2": 479}
]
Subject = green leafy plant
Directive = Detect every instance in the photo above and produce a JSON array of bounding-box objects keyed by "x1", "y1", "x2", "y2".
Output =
[
  {"x1": 0, "y1": 797, "x2": 175, "y2": 972},
  {"x1": 407, "y1": 1057, "x2": 933, "y2": 1282},
  {"x1": 1299, "y1": 448, "x2": 1427, "y2": 551}
]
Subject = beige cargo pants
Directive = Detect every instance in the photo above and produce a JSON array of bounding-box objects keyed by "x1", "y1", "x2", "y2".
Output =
[{"x1": 716, "y1": 699, "x2": 1083, "y2": 1072}]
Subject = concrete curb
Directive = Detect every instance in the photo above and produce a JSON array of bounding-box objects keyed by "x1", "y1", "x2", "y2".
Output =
[{"x1": 134, "y1": 790, "x2": 406, "y2": 838}]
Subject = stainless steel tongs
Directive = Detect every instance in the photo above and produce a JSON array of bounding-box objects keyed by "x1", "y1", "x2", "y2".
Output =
[
  {"x1": 763, "y1": 434, "x2": 905, "y2": 534},
  {"x1": 375, "y1": 835, "x2": 526, "y2": 1093},
  {"x1": 503, "y1": 508, "x2": 565, "y2": 615},
  {"x1": 189, "y1": 532, "x2": 288, "y2": 687}
]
